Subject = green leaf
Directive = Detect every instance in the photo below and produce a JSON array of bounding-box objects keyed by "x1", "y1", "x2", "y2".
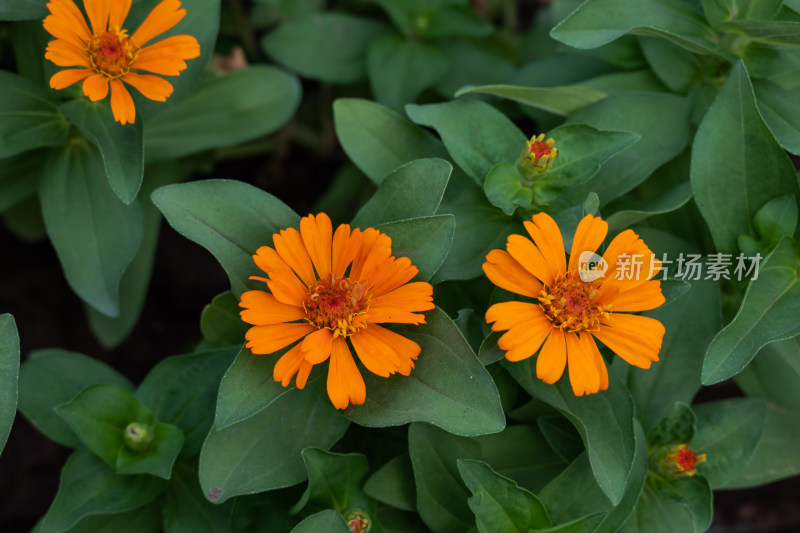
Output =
[
  {"x1": 374, "y1": 0, "x2": 491, "y2": 39},
  {"x1": 39, "y1": 140, "x2": 143, "y2": 316},
  {"x1": 647, "y1": 402, "x2": 696, "y2": 447},
  {"x1": 690, "y1": 62, "x2": 798, "y2": 253},
  {"x1": 87, "y1": 161, "x2": 182, "y2": 348},
  {"x1": 59, "y1": 99, "x2": 143, "y2": 204},
  {"x1": 434, "y1": 40, "x2": 517, "y2": 98},
  {"x1": 454, "y1": 85, "x2": 608, "y2": 117},
  {"x1": 199, "y1": 388, "x2": 349, "y2": 504},
  {"x1": 363, "y1": 454, "x2": 417, "y2": 512},
  {"x1": 620, "y1": 485, "x2": 694, "y2": 533},
  {"x1": 605, "y1": 182, "x2": 693, "y2": 233},
  {"x1": 551, "y1": 0, "x2": 724, "y2": 58},
  {"x1": 0, "y1": 0, "x2": 47, "y2": 20},
  {"x1": 376, "y1": 215, "x2": 455, "y2": 281},
  {"x1": 345, "y1": 307, "x2": 505, "y2": 437},
  {"x1": 433, "y1": 183, "x2": 523, "y2": 282},
  {"x1": 351, "y1": 158, "x2": 452, "y2": 227},
  {"x1": 54, "y1": 503, "x2": 162, "y2": 533},
  {"x1": 367, "y1": 34, "x2": 448, "y2": 112},
  {"x1": 723, "y1": 403, "x2": 800, "y2": 488},
  {"x1": 735, "y1": 337, "x2": 800, "y2": 409},
  {"x1": 535, "y1": 514, "x2": 606, "y2": 533},
  {"x1": 262, "y1": 13, "x2": 388, "y2": 83},
  {"x1": 0, "y1": 314, "x2": 19, "y2": 455},
  {"x1": 408, "y1": 422, "x2": 480, "y2": 533},
  {"x1": 135, "y1": 346, "x2": 239, "y2": 458},
  {"x1": 145, "y1": 66, "x2": 301, "y2": 162},
  {"x1": 163, "y1": 462, "x2": 236, "y2": 533},
  {"x1": 214, "y1": 346, "x2": 296, "y2": 431},
  {"x1": 726, "y1": 19, "x2": 800, "y2": 45},
  {"x1": 639, "y1": 37, "x2": 699, "y2": 93},
  {"x1": 333, "y1": 98, "x2": 448, "y2": 184},
  {"x1": 406, "y1": 99, "x2": 525, "y2": 184},
  {"x1": 559, "y1": 92, "x2": 691, "y2": 208},
  {"x1": 691, "y1": 398, "x2": 766, "y2": 488},
  {"x1": 458, "y1": 459, "x2": 551, "y2": 533},
  {"x1": 39, "y1": 448, "x2": 167, "y2": 533},
  {"x1": 743, "y1": 194, "x2": 799, "y2": 253},
  {"x1": 539, "y1": 421, "x2": 649, "y2": 532},
  {"x1": 152, "y1": 179, "x2": 299, "y2": 296},
  {"x1": 0, "y1": 70, "x2": 69, "y2": 158},
  {"x1": 292, "y1": 448, "x2": 370, "y2": 513},
  {"x1": 289, "y1": 510, "x2": 350, "y2": 533},
  {"x1": 483, "y1": 163, "x2": 532, "y2": 216},
  {"x1": 0, "y1": 150, "x2": 47, "y2": 214},
  {"x1": 537, "y1": 416, "x2": 584, "y2": 464},
  {"x1": 504, "y1": 365, "x2": 636, "y2": 506},
  {"x1": 200, "y1": 291, "x2": 250, "y2": 348},
  {"x1": 754, "y1": 79, "x2": 800, "y2": 154},
  {"x1": 18, "y1": 349, "x2": 133, "y2": 447},
  {"x1": 702, "y1": 237, "x2": 800, "y2": 384},
  {"x1": 55, "y1": 384, "x2": 184, "y2": 479},
  {"x1": 703, "y1": 0, "x2": 783, "y2": 26}
]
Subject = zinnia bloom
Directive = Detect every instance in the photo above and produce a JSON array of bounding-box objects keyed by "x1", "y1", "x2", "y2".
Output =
[
  {"x1": 521, "y1": 133, "x2": 558, "y2": 172},
  {"x1": 239, "y1": 213, "x2": 435, "y2": 410},
  {"x1": 43, "y1": 0, "x2": 201, "y2": 124},
  {"x1": 484, "y1": 213, "x2": 665, "y2": 396}
]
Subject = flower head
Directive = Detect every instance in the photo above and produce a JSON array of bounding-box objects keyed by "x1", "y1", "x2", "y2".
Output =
[
  {"x1": 239, "y1": 213, "x2": 435, "y2": 409},
  {"x1": 521, "y1": 133, "x2": 558, "y2": 173},
  {"x1": 659, "y1": 443, "x2": 707, "y2": 477},
  {"x1": 43, "y1": 0, "x2": 201, "y2": 124},
  {"x1": 483, "y1": 213, "x2": 666, "y2": 396}
]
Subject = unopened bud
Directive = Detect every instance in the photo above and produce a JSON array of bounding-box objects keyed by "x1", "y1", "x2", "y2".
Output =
[
  {"x1": 344, "y1": 509, "x2": 371, "y2": 533},
  {"x1": 123, "y1": 422, "x2": 154, "y2": 452}
]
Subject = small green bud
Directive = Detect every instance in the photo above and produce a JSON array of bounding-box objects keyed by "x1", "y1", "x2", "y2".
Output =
[
  {"x1": 343, "y1": 509, "x2": 371, "y2": 533},
  {"x1": 123, "y1": 422, "x2": 154, "y2": 452}
]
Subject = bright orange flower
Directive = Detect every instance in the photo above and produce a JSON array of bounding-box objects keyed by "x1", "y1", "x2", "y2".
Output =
[
  {"x1": 484, "y1": 213, "x2": 666, "y2": 396},
  {"x1": 239, "y1": 213, "x2": 435, "y2": 410},
  {"x1": 43, "y1": 0, "x2": 201, "y2": 124}
]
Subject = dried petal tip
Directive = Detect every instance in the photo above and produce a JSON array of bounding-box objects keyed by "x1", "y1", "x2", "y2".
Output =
[
  {"x1": 521, "y1": 133, "x2": 558, "y2": 173},
  {"x1": 344, "y1": 509, "x2": 371, "y2": 533},
  {"x1": 662, "y1": 443, "x2": 706, "y2": 477}
]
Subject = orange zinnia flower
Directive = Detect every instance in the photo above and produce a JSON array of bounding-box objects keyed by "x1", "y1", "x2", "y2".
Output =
[
  {"x1": 43, "y1": 0, "x2": 201, "y2": 125},
  {"x1": 484, "y1": 213, "x2": 666, "y2": 396},
  {"x1": 239, "y1": 213, "x2": 435, "y2": 410}
]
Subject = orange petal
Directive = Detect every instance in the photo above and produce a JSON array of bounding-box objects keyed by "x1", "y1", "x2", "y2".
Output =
[
  {"x1": 272, "y1": 227, "x2": 316, "y2": 287},
  {"x1": 482, "y1": 249, "x2": 542, "y2": 298},
  {"x1": 331, "y1": 225, "x2": 362, "y2": 279},
  {"x1": 45, "y1": 39, "x2": 90, "y2": 68},
  {"x1": 109, "y1": 79, "x2": 135, "y2": 125},
  {"x1": 327, "y1": 337, "x2": 366, "y2": 409},
  {"x1": 350, "y1": 325, "x2": 419, "y2": 377},
  {"x1": 300, "y1": 213, "x2": 333, "y2": 277},
  {"x1": 300, "y1": 328, "x2": 333, "y2": 364},
  {"x1": 84, "y1": 0, "x2": 109, "y2": 34},
  {"x1": 568, "y1": 214, "x2": 608, "y2": 272},
  {"x1": 370, "y1": 256, "x2": 419, "y2": 297},
  {"x1": 597, "y1": 230, "x2": 660, "y2": 299},
  {"x1": 252, "y1": 246, "x2": 308, "y2": 305},
  {"x1": 523, "y1": 213, "x2": 566, "y2": 281},
  {"x1": 485, "y1": 301, "x2": 544, "y2": 332},
  {"x1": 133, "y1": 35, "x2": 200, "y2": 74},
  {"x1": 238, "y1": 290, "x2": 305, "y2": 325},
  {"x1": 49, "y1": 68, "x2": 92, "y2": 90},
  {"x1": 122, "y1": 73, "x2": 173, "y2": 101},
  {"x1": 536, "y1": 327, "x2": 566, "y2": 384},
  {"x1": 83, "y1": 73, "x2": 109, "y2": 101},
  {"x1": 131, "y1": 0, "x2": 186, "y2": 47},
  {"x1": 109, "y1": 0, "x2": 132, "y2": 29},
  {"x1": 566, "y1": 331, "x2": 600, "y2": 396},
  {"x1": 499, "y1": 313, "x2": 552, "y2": 363},
  {"x1": 367, "y1": 282, "x2": 434, "y2": 325},
  {"x1": 45, "y1": 0, "x2": 91, "y2": 43},
  {"x1": 245, "y1": 322, "x2": 313, "y2": 355},
  {"x1": 350, "y1": 228, "x2": 392, "y2": 282},
  {"x1": 581, "y1": 333, "x2": 609, "y2": 392},
  {"x1": 131, "y1": 56, "x2": 188, "y2": 76},
  {"x1": 506, "y1": 233, "x2": 553, "y2": 286},
  {"x1": 592, "y1": 313, "x2": 665, "y2": 369},
  {"x1": 598, "y1": 280, "x2": 665, "y2": 312},
  {"x1": 272, "y1": 343, "x2": 305, "y2": 387}
]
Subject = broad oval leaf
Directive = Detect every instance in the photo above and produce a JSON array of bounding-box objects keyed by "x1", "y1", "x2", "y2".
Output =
[
  {"x1": 376, "y1": 215, "x2": 455, "y2": 282},
  {"x1": 289, "y1": 510, "x2": 350, "y2": 533},
  {"x1": 345, "y1": 307, "x2": 506, "y2": 437},
  {"x1": 0, "y1": 314, "x2": 19, "y2": 456},
  {"x1": 455, "y1": 84, "x2": 608, "y2": 117},
  {"x1": 163, "y1": 462, "x2": 236, "y2": 533},
  {"x1": 200, "y1": 291, "x2": 250, "y2": 348},
  {"x1": 151, "y1": 179, "x2": 299, "y2": 296}
]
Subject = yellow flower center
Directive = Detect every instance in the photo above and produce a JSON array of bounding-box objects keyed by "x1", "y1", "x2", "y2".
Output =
[
  {"x1": 539, "y1": 271, "x2": 611, "y2": 333},
  {"x1": 89, "y1": 28, "x2": 137, "y2": 79},
  {"x1": 304, "y1": 274, "x2": 370, "y2": 338}
]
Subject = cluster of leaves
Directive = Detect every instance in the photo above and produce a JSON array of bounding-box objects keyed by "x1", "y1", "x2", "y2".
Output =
[{"x1": 3, "y1": 0, "x2": 800, "y2": 532}]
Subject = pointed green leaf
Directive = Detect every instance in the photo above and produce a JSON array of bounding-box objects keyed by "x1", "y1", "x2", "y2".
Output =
[
  {"x1": 18, "y1": 349, "x2": 133, "y2": 447},
  {"x1": 702, "y1": 237, "x2": 800, "y2": 384},
  {"x1": 605, "y1": 182, "x2": 692, "y2": 233},
  {"x1": 735, "y1": 337, "x2": 800, "y2": 409},
  {"x1": 364, "y1": 454, "x2": 417, "y2": 512},
  {"x1": 333, "y1": 98, "x2": 449, "y2": 184},
  {"x1": 505, "y1": 365, "x2": 636, "y2": 506},
  {"x1": 0, "y1": 150, "x2": 47, "y2": 214},
  {"x1": 163, "y1": 462, "x2": 236, "y2": 533},
  {"x1": 537, "y1": 416, "x2": 584, "y2": 464},
  {"x1": 376, "y1": 215, "x2": 455, "y2": 281},
  {"x1": 290, "y1": 510, "x2": 350, "y2": 533},
  {"x1": 200, "y1": 291, "x2": 250, "y2": 348},
  {"x1": 199, "y1": 388, "x2": 349, "y2": 504},
  {"x1": 59, "y1": 99, "x2": 144, "y2": 204},
  {"x1": 0, "y1": 314, "x2": 19, "y2": 455},
  {"x1": 40, "y1": 140, "x2": 143, "y2": 316},
  {"x1": 292, "y1": 448, "x2": 370, "y2": 513},
  {"x1": 703, "y1": 0, "x2": 783, "y2": 27},
  {"x1": 151, "y1": 179, "x2": 299, "y2": 296},
  {"x1": 352, "y1": 158, "x2": 451, "y2": 228},
  {"x1": 145, "y1": 66, "x2": 301, "y2": 162},
  {"x1": 620, "y1": 485, "x2": 694, "y2": 533},
  {"x1": 345, "y1": 307, "x2": 505, "y2": 437},
  {"x1": 639, "y1": 37, "x2": 699, "y2": 93},
  {"x1": 455, "y1": 85, "x2": 608, "y2": 117},
  {"x1": 647, "y1": 402, "x2": 696, "y2": 447},
  {"x1": 691, "y1": 61, "x2": 798, "y2": 253},
  {"x1": 0, "y1": 0, "x2": 47, "y2": 20},
  {"x1": 458, "y1": 459, "x2": 551, "y2": 533},
  {"x1": 755, "y1": 78, "x2": 800, "y2": 155},
  {"x1": 53, "y1": 503, "x2": 162, "y2": 533}
]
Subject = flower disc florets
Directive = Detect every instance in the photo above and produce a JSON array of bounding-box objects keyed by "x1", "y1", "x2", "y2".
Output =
[
  {"x1": 89, "y1": 28, "x2": 137, "y2": 79},
  {"x1": 539, "y1": 272, "x2": 611, "y2": 333},
  {"x1": 304, "y1": 274, "x2": 369, "y2": 338},
  {"x1": 521, "y1": 133, "x2": 558, "y2": 173}
]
